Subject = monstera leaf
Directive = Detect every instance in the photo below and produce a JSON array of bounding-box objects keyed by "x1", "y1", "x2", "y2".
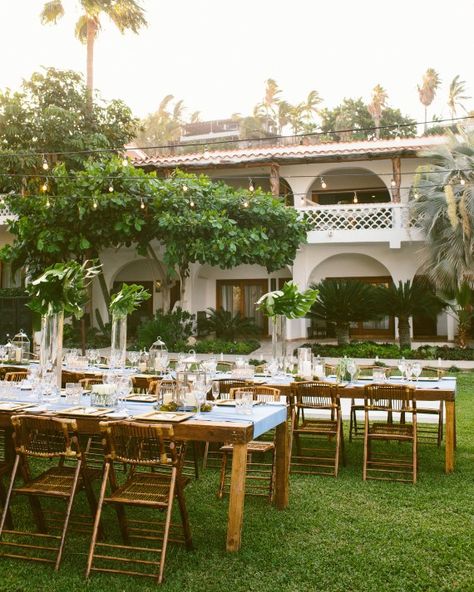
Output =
[
  {"x1": 257, "y1": 281, "x2": 318, "y2": 319},
  {"x1": 109, "y1": 283, "x2": 151, "y2": 318}
]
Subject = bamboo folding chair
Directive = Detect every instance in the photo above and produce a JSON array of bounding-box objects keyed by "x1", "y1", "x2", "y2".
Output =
[
  {"x1": 363, "y1": 384, "x2": 417, "y2": 484},
  {"x1": 218, "y1": 386, "x2": 281, "y2": 501},
  {"x1": 349, "y1": 365, "x2": 389, "y2": 441},
  {"x1": 86, "y1": 421, "x2": 193, "y2": 584},
  {"x1": 3, "y1": 372, "x2": 28, "y2": 382},
  {"x1": 0, "y1": 415, "x2": 99, "y2": 571},
  {"x1": 291, "y1": 381, "x2": 345, "y2": 477},
  {"x1": 415, "y1": 366, "x2": 446, "y2": 446},
  {"x1": 79, "y1": 377, "x2": 103, "y2": 390},
  {"x1": 202, "y1": 379, "x2": 251, "y2": 469}
]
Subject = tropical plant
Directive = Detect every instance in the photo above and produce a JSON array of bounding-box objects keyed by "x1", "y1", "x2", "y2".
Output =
[
  {"x1": 447, "y1": 75, "x2": 471, "y2": 119},
  {"x1": 40, "y1": 0, "x2": 146, "y2": 106},
  {"x1": 374, "y1": 280, "x2": 446, "y2": 349},
  {"x1": 27, "y1": 260, "x2": 101, "y2": 317},
  {"x1": 368, "y1": 84, "x2": 388, "y2": 138},
  {"x1": 204, "y1": 308, "x2": 260, "y2": 341},
  {"x1": 309, "y1": 279, "x2": 379, "y2": 346},
  {"x1": 136, "y1": 307, "x2": 195, "y2": 351},
  {"x1": 446, "y1": 281, "x2": 474, "y2": 348},
  {"x1": 412, "y1": 127, "x2": 474, "y2": 291},
  {"x1": 257, "y1": 281, "x2": 317, "y2": 320},
  {"x1": 135, "y1": 95, "x2": 188, "y2": 152},
  {"x1": 418, "y1": 68, "x2": 441, "y2": 131},
  {"x1": 109, "y1": 283, "x2": 151, "y2": 318}
]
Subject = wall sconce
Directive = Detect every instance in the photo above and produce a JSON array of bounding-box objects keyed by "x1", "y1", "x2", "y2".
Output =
[{"x1": 155, "y1": 279, "x2": 162, "y2": 293}]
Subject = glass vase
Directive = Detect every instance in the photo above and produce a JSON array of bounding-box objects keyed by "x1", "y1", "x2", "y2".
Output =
[
  {"x1": 271, "y1": 314, "x2": 287, "y2": 360},
  {"x1": 39, "y1": 310, "x2": 64, "y2": 389},
  {"x1": 110, "y1": 314, "x2": 127, "y2": 369}
]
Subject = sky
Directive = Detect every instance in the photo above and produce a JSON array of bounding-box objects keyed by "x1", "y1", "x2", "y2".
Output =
[{"x1": 0, "y1": 0, "x2": 473, "y2": 126}]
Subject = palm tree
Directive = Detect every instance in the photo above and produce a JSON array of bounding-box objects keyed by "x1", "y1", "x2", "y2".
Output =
[
  {"x1": 412, "y1": 127, "x2": 474, "y2": 292},
  {"x1": 447, "y1": 75, "x2": 471, "y2": 120},
  {"x1": 204, "y1": 308, "x2": 260, "y2": 341},
  {"x1": 40, "y1": 0, "x2": 147, "y2": 107},
  {"x1": 374, "y1": 280, "x2": 445, "y2": 350},
  {"x1": 447, "y1": 281, "x2": 474, "y2": 348},
  {"x1": 417, "y1": 68, "x2": 441, "y2": 131},
  {"x1": 368, "y1": 84, "x2": 388, "y2": 138},
  {"x1": 309, "y1": 279, "x2": 379, "y2": 345}
]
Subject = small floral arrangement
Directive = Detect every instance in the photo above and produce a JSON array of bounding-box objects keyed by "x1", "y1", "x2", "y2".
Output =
[
  {"x1": 27, "y1": 261, "x2": 101, "y2": 318},
  {"x1": 256, "y1": 281, "x2": 318, "y2": 319},
  {"x1": 109, "y1": 284, "x2": 151, "y2": 318}
]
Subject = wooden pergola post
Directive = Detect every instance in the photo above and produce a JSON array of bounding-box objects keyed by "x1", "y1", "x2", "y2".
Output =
[{"x1": 391, "y1": 157, "x2": 401, "y2": 203}]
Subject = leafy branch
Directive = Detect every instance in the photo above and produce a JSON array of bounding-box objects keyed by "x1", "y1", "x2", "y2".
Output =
[
  {"x1": 109, "y1": 283, "x2": 151, "y2": 318},
  {"x1": 27, "y1": 260, "x2": 101, "y2": 317},
  {"x1": 256, "y1": 281, "x2": 318, "y2": 319}
]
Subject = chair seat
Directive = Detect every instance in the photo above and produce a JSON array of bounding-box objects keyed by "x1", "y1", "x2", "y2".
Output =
[
  {"x1": 14, "y1": 466, "x2": 90, "y2": 497},
  {"x1": 220, "y1": 440, "x2": 275, "y2": 454},
  {"x1": 369, "y1": 423, "x2": 414, "y2": 437},
  {"x1": 105, "y1": 472, "x2": 174, "y2": 506},
  {"x1": 294, "y1": 420, "x2": 338, "y2": 434}
]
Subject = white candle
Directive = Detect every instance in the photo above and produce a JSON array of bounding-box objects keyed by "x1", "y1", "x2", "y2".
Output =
[
  {"x1": 15, "y1": 348, "x2": 22, "y2": 362},
  {"x1": 138, "y1": 362, "x2": 147, "y2": 372},
  {"x1": 163, "y1": 392, "x2": 173, "y2": 404},
  {"x1": 302, "y1": 361, "x2": 312, "y2": 377}
]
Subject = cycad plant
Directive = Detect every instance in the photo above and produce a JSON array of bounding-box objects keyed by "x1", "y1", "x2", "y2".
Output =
[
  {"x1": 374, "y1": 280, "x2": 445, "y2": 349},
  {"x1": 204, "y1": 308, "x2": 260, "y2": 341},
  {"x1": 446, "y1": 281, "x2": 474, "y2": 348},
  {"x1": 309, "y1": 279, "x2": 379, "y2": 346}
]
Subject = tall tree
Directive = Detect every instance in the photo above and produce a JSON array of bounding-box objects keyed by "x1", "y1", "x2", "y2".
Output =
[
  {"x1": 412, "y1": 127, "x2": 474, "y2": 292},
  {"x1": 135, "y1": 95, "x2": 187, "y2": 153},
  {"x1": 417, "y1": 68, "x2": 441, "y2": 131},
  {"x1": 40, "y1": 0, "x2": 147, "y2": 108},
  {"x1": 447, "y1": 75, "x2": 471, "y2": 119},
  {"x1": 368, "y1": 84, "x2": 388, "y2": 138}
]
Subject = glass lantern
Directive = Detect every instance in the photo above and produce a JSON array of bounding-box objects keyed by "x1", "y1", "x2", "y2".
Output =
[
  {"x1": 148, "y1": 336, "x2": 169, "y2": 373},
  {"x1": 12, "y1": 329, "x2": 30, "y2": 363}
]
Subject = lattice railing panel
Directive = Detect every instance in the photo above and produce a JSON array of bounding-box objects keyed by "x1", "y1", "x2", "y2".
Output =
[{"x1": 304, "y1": 204, "x2": 395, "y2": 231}]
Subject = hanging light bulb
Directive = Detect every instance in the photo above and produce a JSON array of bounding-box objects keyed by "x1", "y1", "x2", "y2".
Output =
[
  {"x1": 243, "y1": 198, "x2": 249, "y2": 208},
  {"x1": 42, "y1": 156, "x2": 49, "y2": 170},
  {"x1": 460, "y1": 177, "x2": 466, "y2": 186},
  {"x1": 45, "y1": 196, "x2": 50, "y2": 208},
  {"x1": 140, "y1": 198, "x2": 145, "y2": 209},
  {"x1": 122, "y1": 157, "x2": 128, "y2": 167},
  {"x1": 390, "y1": 178, "x2": 396, "y2": 187},
  {"x1": 41, "y1": 181, "x2": 48, "y2": 192},
  {"x1": 182, "y1": 184, "x2": 188, "y2": 193},
  {"x1": 353, "y1": 191, "x2": 358, "y2": 204},
  {"x1": 248, "y1": 178, "x2": 255, "y2": 192},
  {"x1": 321, "y1": 177, "x2": 327, "y2": 189},
  {"x1": 414, "y1": 191, "x2": 419, "y2": 200},
  {"x1": 92, "y1": 198, "x2": 98, "y2": 209},
  {"x1": 108, "y1": 183, "x2": 114, "y2": 192},
  {"x1": 190, "y1": 199, "x2": 195, "y2": 208}
]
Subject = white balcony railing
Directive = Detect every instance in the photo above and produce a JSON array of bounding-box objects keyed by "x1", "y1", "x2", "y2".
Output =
[{"x1": 0, "y1": 202, "x2": 13, "y2": 226}]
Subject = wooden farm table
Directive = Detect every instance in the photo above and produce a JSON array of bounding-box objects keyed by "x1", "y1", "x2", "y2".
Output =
[
  {"x1": 263, "y1": 376, "x2": 457, "y2": 474},
  {"x1": 0, "y1": 398, "x2": 289, "y2": 553}
]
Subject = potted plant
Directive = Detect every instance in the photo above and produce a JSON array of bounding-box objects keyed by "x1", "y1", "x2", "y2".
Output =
[
  {"x1": 27, "y1": 261, "x2": 101, "y2": 387},
  {"x1": 108, "y1": 283, "x2": 151, "y2": 368},
  {"x1": 257, "y1": 281, "x2": 318, "y2": 359}
]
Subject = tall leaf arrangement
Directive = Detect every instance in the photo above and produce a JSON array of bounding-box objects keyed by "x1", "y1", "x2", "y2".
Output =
[
  {"x1": 412, "y1": 126, "x2": 474, "y2": 292},
  {"x1": 109, "y1": 283, "x2": 151, "y2": 318},
  {"x1": 256, "y1": 281, "x2": 318, "y2": 319},
  {"x1": 27, "y1": 261, "x2": 101, "y2": 317}
]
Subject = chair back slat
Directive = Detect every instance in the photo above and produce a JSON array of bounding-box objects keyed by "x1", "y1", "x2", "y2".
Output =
[
  {"x1": 100, "y1": 421, "x2": 177, "y2": 467},
  {"x1": 294, "y1": 381, "x2": 337, "y2": 408},
  {"x1": 229, "y1": 386, "x2": 280, "y2": 403},
  {"x1": 4, "y1": 371, "x2": 28, "y2": 382},
  {"x1": 11, "y1": 415, "x2": 79, "y2": 458},
  {"x1": 215, "y1": 379, "x2": 250, "y2": 397},
  {"x1": 364, "y1": 384, "x2": 415, "y2": 411}
]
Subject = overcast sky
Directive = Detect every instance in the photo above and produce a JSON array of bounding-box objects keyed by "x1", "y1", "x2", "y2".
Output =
[{"x1": 1, "y1": 0, "x2": 473, "y2": 125}]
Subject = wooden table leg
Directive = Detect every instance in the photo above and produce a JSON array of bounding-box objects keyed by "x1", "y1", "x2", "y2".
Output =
[
  {"x1": 273, "y1": 420, "x2": 289, "y2": 510},
  {"x1": 226, "y1": 442, "x2": 247, "y2": 552},
  {"x1": 445, "y1": 401, "x2": 455, "y2": 474}
]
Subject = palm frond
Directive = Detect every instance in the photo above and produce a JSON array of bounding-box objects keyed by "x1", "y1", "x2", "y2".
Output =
[{"x1": 40, "y1": 0, "x2": 65, "y2": 24}]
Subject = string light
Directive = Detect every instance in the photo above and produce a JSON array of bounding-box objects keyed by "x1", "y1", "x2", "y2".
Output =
[
  {"x1": 353, "y1": 191, "x2": 358, "y2": 204},
  {"x1": 42, "y1": 156, "x2": 49, "y2": 170},
  {"x1": 140, "y1": 198, "x2": 145, "y2": 209},
  {"x1": 182, "y1": 184, "x2": 188, "y2": 192},
  {"x1": 189, "y1": 198, "x2": 195, "y2": 207},
  {"x1": 390, "y1": 179, "x2": 396, "y2": 187},
  {"x1": 45, "y1": 196, "x2": 50, "y2": 208},
  {"x1": 243, "y1": 198, "x2": 249, "y2": 208},
  {"x1": 41, "y1": 181, "x2": 48, "y2": 192},
  {"x1": 122, "y1": 158, "x2": 128, "y2": 167},
  {"x1": 320, "y1": 177, "x2": 327, "y2": 189},
  {"x1": 460, "y1": 177, "x2": 466, "y2": 186},
  {"x1": 92, "y1": 198, "x2": 98, "y2": 209},
  {"x1": 248, "y1": 178, "x2": 255, "y2": 192},
  {"x1": 108, "y1": 184, "x2": 114, "y2": 192}
]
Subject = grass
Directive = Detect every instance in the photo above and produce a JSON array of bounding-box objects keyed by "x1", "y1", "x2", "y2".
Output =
[{"x1": 0, "y1": 374, "x2": 473, "y2": 592}]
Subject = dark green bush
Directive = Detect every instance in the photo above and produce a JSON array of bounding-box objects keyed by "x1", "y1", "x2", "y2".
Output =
[
  {"x1": 204, "y1": 308, "x2": 260, "y2": 341},
  {"x1": 63, "y1": 323, "x2": 110, "y2": 348},
  {"x1": 190, "y1": 339, "x2": 260, "y2": 355},
  {"x1": 136, "y1": 308, "x2": 195, "y2": 351}
]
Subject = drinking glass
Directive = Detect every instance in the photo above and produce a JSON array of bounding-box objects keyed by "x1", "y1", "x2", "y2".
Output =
[
  {"x1": 116, "y1": 376, "x2": 133, "y2": 414},
  {"x1": 397, "y1": 358, "x2": 407, "y2": 380},
  {"x1": 412, "y1": 362, "x2": 422, "y2": 384},
  {"x1": 128, "y1": 350, "x2": 140, "y2": 370},
  {"x1": 347, "y1": 360, "x2": 357, "y2": 384},
  {"x1": 211, "y1": 381, "x2": 220, "y2": 402},
  {"x1": 65, "y1": 382, "x2": 78, "y2": 403},
  {"x1": 194, "y1": 389, "x2": 206, "y2": 415},
  {"x1": 404, "y1": 362, "x2": 413, "y2": 383}
]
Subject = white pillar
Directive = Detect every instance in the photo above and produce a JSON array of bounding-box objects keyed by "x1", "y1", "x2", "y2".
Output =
[{"x1": 447, "y1": 312, "x2": 456, "y2": 342}]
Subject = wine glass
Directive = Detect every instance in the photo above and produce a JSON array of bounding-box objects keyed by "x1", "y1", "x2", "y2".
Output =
[
  {"x1": 128, "y1": 350, "x2": 140, "y2": 370},
  {"x1": 412, "y1": 362, "x2": 422, "y2": 384},
  {"x1": 194, "y1": 388, "x2": 206, "y2": 415},
  {"x1": 346, "y1": 359, "x2": 357, "y2": 384},
  {"x1": 404, "y1": 362, "x2": 414, "y2": 384},
  {"x1": 397, "y1": 358, "x2": 407, "y2": 381},
  {"x1": 116, "y1": 376, "x2": 133, "y2": 415}
]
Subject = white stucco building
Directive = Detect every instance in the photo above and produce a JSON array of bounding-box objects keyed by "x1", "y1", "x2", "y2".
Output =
[{"x1": 0, "y1": 134, "x2": 457, "y2": 342}]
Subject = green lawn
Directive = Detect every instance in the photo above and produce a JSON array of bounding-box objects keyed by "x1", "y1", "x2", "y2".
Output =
[{"x1": 0, "y1": 374, "x2": 473, "y2": 592}]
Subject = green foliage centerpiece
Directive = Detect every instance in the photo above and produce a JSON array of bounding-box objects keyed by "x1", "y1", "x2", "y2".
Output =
[
  {"x1": 257, "y1": 281, "x2": 318, "y2": 360},
  {"x1": 108, "y1": 284, "x2": 151, "y2": 368},
  {"x1": 27, "y1": 261, "x2": 101, "y2": 387}
]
